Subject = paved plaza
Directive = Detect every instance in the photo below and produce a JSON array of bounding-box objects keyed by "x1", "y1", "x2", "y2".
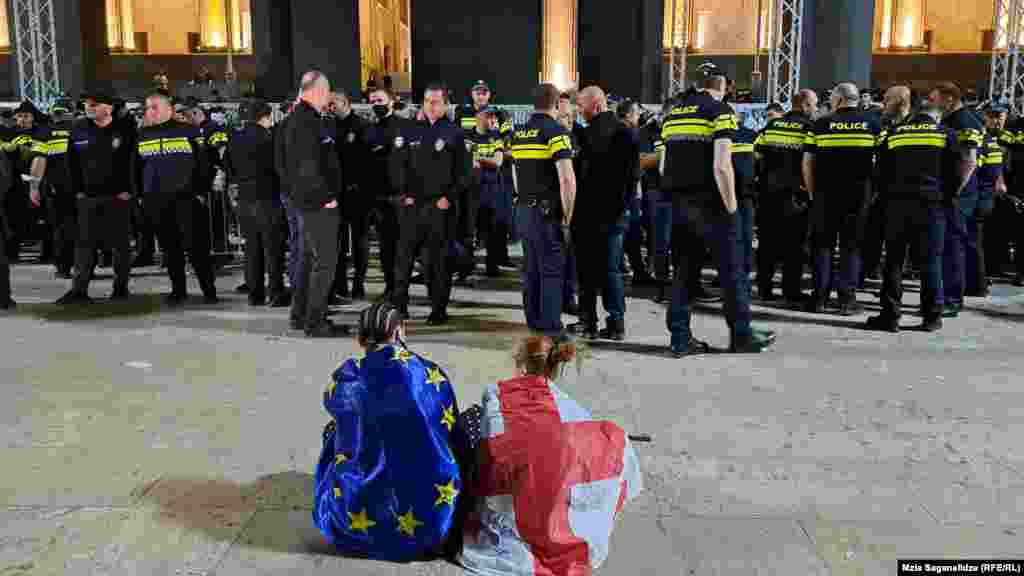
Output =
[{"x1": 2, "y1": 256, "x2": 1024, "y2": 575}]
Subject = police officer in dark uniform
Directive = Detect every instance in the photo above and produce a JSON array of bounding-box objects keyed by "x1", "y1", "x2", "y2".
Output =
[
  {"x1": 454, "y1": 80, "x2": 495, "y2": 135},
  {"x1": 660, "y1": 74, "x2": 775, "y2": 356},
  {"x1": 731, "y1": 107, "x2": 757, "y2": 288},
  {"x1": 0, "y1": 135, "x2": 12, "y2": 309},
  {"x1": 56, "y1": 91, "x2": 137, "y2": 304},
  {"x1": 802, "y1": 82, "x2": 882, "y2": 315},
  {"x1": 41, "y1": 101, "x2": 76, "y2": 278},
  {"x1": 927, "y1": 82, "x2": 983, "y2": 318},
  {"x1": 966, "y1": 105, "x2": 1008, "y2": 297},
  {"x1": 865, "y1": 89, "x2": 957, "y2": 333},
  {"x1": 509, "y1": 83, "x2": 577, "y2": 336},
  {"x1": 226, "y1": 100, "x2": 287, "y2": 307},
  {"x1": 135, "y1": 91, "x2": 218, "y2": 305},
  {"x1": 754, "y1": 89, "x2": 817, "y2": 304},
  {"x1": 452, "y1": 81, "x2": 496, "y2": 286},
  {"x1": 365, "y1": 87, "x2": 407, "y2": 300},
  {"x1": 390, "y1": 83, "x2": 471, "y2": 325},
  {"x1": 5, "y1": 101, "x2": 49, "y2": 263},
  {"x1": 467, "y1": 105, "x2": 508, "y2": 277},
  {"x1": 330, "y1": 91, "x2": 372, "y2": 300}
]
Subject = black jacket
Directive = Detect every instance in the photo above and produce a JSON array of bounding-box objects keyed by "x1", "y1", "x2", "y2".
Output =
[
  {"x1": 365, "y1": 113, "x2": 408, "y2": 198},
  {"x1": 132, "y1": 119, "x2": 204, "y2": 199},
  {"x1": 226, "y1": 123, "x2": 277, "y2": 203},
  {"x1": 577, "y1": 111, "x2": 639, "y2": 225},
  {"x1": 67, "y1": 118, "x2": 138, "y2": 198},
  {"x1": 334, "y1": 112, "x2": 371, "y2": 202},
  {"x1": 392, "y1": 116, "x2": 470, "y2": 202},
  {"x1": 0, "y1": 150, "x2": 10, "y2": 238},
  {"x1": 275, "y1": 100, "x2": 342, "y2": 210}
]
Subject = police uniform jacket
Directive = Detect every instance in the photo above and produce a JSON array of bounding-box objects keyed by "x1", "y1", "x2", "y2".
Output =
[
  {"x1": 392, "y1": 116, "x2": 470, "y2": 203},
  {"x1": 133, "y1": 119, "x2": 204, "y2": 200},
  {"x1": 755, "y1": 110, "x2": 814, "y2": 193},
  {"x1": 455, "y1": 104, "x2": 485, "y2": 134},
  {"x1": 335, "y1": 112, "x2": 371, "y2": 203},
  {"x1": 6, "y1": 125, "x2": 48, "y2": 176},
  {"x1": 508, "y1": 112, "x2": 573, "y2": 220},
  {"x1": 0, "y1": 145, "x2": 10, "y2": 236},
  {"x1": 876, "y1": 112, "x2": 957, "y2": 203},
  {"x1": 67, "y1": 118, "x2": 137, "y2": 199},
  {"x1": 42, "y1": 119, "x2": 74, "y2": 193},
  {"x1": 577, "y1": 111, "x2": 639, "y2": 226},
  {"x1": 978, "y1": 132, "x2": 1006, "y2": 197},
  {"x1": 732, "y1": 125, "x2": 757, "y2": 199},
  {"x1": 1002, "y1": 118, "x2": 1024, "y2": 189},
  {"x1": 941, "y1": 107, "x2": 985, "y2": 198},
  {"x1": 640, "y1": 120, "x2": 662, "y2": 193},
  {"x1": 468, "y1": 128, "x2": 504, "y2": 186},
  {"x1": 226, "y1": 123, "x2": 277, "y2": 204},
  {"x1": 657, "y1": 91, "x2": 737, "y2": 195},
  {"x1": 804, "y1": 107, "x2": 882, "y2": 194},
  {"x1": 275, "y1": 101, "x2": 342, "y2": 210},
  {"x1": 365, "y1": 113, "x2": 407, "y2": 199}
]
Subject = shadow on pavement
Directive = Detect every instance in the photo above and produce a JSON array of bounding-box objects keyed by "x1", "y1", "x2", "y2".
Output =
[{"x1": 16, "y1": 293, "x2": 166, "y2": 322}]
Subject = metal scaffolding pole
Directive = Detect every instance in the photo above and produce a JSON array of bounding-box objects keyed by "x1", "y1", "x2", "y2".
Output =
[
  {"x1": 766, "y1": 0, "x2": 802, "y2": 106},
  {"x1": 989, "y1": 0, "x2": 1024, "y2": 114},
  {"x1": 12, "y1": 0, "x2": 61, "y2": 106},
  {"x1": 667, "y1": 0, "x2": 688, "y2": 97}
]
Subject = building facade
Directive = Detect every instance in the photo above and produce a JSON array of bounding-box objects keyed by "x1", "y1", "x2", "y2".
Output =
[{"x1": 0, "y1": 0, "x2": 1004, "y2": 104}]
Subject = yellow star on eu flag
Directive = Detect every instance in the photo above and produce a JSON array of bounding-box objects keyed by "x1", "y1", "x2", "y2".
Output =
[
  {"x1": 395, "y1": 508, "x2": 424, "y2": 537},
  {"x1": 434, "y1": 478, "x2": 459, "y2": 508},
  {"x1": 391, "y1": 346, "x2": 413, "y2": 365},
  {"x1": 326, "y1": 379, "x2": 336, "y2": 397},
  {"x1": 348, "y1": 508, "x2": 377, "y2": 533},
  {"x1": 441, "y1": 404, "x2": 455, "y2": 431},
  {"x1": 333, "y1": 486, "x2": 342, "y2": 498},
  {"x1": 426, "y1": 367, "x2": 446, "y2": 392},
  {"x1": 335, "y1": 453, "x2": 348, "y2": 465},
  {"x1": 353, "y1": 356, "x2": 362, "y2": 370}
]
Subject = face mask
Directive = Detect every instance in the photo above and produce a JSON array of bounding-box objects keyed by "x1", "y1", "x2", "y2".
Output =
[
  {"x1": 84, "y1": 109, "x2": 97, "y2": 121},
  {"x1": 372, "y1": 104, "x2": 389, "y2": 118},
  {"x1": 924, "y1": 108, "x2": 942, "y2": 122}
]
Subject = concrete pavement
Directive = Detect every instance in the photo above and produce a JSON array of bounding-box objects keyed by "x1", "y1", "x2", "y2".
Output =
[{"x1": 2, "y1": 259, "x2": 1023, "y2": 575}]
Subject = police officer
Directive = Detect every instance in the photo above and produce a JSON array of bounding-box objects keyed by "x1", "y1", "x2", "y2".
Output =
[
  {"x1": 966, "y1": 105, "x2": 1008, "y2": 297},
  {"x1": 754, "y1": 89, "x2": 817, "y2": 304},
  {"x1": 330, "y1": 91, "x2": 372, "y2": 301},
  {"x1": 618, "y1": 99, "x2": 656, "y2": 286},
  {"x1": 56, "y1": 91, "x2": 137, "y2": 304},
  {"x1": 731, "y1": 107, "x2": 757, "y2": 289},
  {"x1": 365, "y1": 87, "x2": 407, "y2": 300},
  {"x1": 135, "y1": 91, "x2": 218, "y2": 305},
  {"x1": 802, "y1": 82, "x2": 882, "y2": 315},
  {"x1": 390, "y1": 82, "x2": 471, "y2": 325},
  {"x1": 0, "y1": 134, "x2": 12, "y2": 309},
  {"x1": 865, "y1": 85, "x2": 957, "y2": 333},
  {"x1": 659, "y1": 74, "x2": 775, "y2": 356},
  {"x1": 648, "y1": 100, "x2": 675, "y2": 304},
  {"x1": 467, "y1": 105, "x2": 507, "y2": 277},
  {"x1": 509, "y1": 83, "x2": 577, "y2": 336},
  {"x1": 454, "y1": 80, "x2": 495, "y2": 134},
  {"x1": 5, "y1": 101, "x2": 48, "y2": 263},
  {"x1": 557, "y1": 94, "x2": 582, "y2": 315},
  {"x1": 927, "y1": 82, "x2": 983, "y2": 318},
  {"x1": 226, "y1": 100, "x2": 287, "y2": 307},
  {"x1": 40, "y1": 101, "x2": 76, "y2": 278},
  {"x1": 451, "y1": 81, "x2": 497, "y2": 286}
]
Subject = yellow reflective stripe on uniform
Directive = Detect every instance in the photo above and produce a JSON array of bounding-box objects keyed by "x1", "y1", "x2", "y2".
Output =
[
  {"x1": 510, "y1": 145, "x2": 552, "y2": 160},
  {"x1": 980, "y1": 152, "x2": 1005, "y2": 166},
  {"x1": 207, "y1": 132, "x2": 228, "y2": 146},
  {"x1": 662, "y1": 122, "x2": 713, "y2": 139},
  {"x1": 137, "y1": 137, "x2": 194, "y2": 154},
  {"x1": 47, "y1": 139, "x2": 69, "y2": 155},
  {"x1": 887, "y1": 137, "x2": 947, "y2": 149},
  {"x1": 460, "y1": 117, "x2": 477, "y2": 130},
  {"x1": 654, "y1": 140, "x2": 665, "y2": 152},
  {"x1": 758, "y1": 130, "x2": 805, "y2": 146},
  {"x1": 731, "y1": 143, "x2": 754, "y2": 153},
  {"x1": 956, "y1": 128, "x2": 983, "y2": 146},
  {"x1": 714, "y1": 114, "x2": 737, "y2": 131},
  {"x1": 548, "y1": 134, "x2": 571, "y2": 155},
  {"x1": 31, "y1": 139, "x2": 49, "y2": 154}
]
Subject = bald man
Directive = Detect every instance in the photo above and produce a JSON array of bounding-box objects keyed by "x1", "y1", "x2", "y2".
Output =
[
  {"x1": 802, "y1": 82, "x2": 882, "y2": 316},
  {"x1": 277, "y1": 70, "x2": 348, "y2": 337}
]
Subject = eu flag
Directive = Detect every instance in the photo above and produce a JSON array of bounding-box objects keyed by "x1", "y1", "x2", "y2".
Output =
[{"x1": 313, "y1": 344, "x2": 462, "y2": 561}]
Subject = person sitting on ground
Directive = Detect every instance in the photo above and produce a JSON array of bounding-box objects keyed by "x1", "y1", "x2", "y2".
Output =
[
  {"x1": 313, "y1": 302, "x2": 467, "y2": 561},
  {"x1": 460, "y1": 335, "x2": 644, "y2": 575}
]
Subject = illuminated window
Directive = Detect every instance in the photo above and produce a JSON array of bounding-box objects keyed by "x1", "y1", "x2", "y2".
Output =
[
  {"x1": 693, "y1": 10, "x2": 710, "y2": 50},
  {"x1": 542, "y1": 0, "x2": 577, "y2": 91},
  {"x1": 878, "y1": 0, "x2": 926, "y2": 49},
  {"x1": 106, "y1": 0, "x2": 137, "y2": 51},
  {"x1": 0, "y1": 3, "x2": 9, "y2": 52},
  {"x1": 759, "y1": 7, "x2": 771, "y2": 50},
  {"x1": 199, "y1": 0, "x2": 251, "y2": 51}
]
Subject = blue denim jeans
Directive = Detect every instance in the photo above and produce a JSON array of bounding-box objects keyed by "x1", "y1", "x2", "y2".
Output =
[
  {"x1": 624, "y1": 194, "x2": 645, "y2": 271},
  {"x1": 667, "y1": 195, "x2": 751, "y2": 348},
  {"x1": 737, "y1": 198, "x2": 755, "y2": 279},
  {"x1": 578, "y1": 218, "x2": 627, "y2": 325},
  {"x1": 965, "y1": 193, "x2": 994, "y2": 294},
  {"x1": 647, "y1": 189, "x2": 673, "y2": 279},
  {"x1": 943, "y1": 197, "x2": 970, "y2": 306},
  {"x1": 281, "y1": 194, "x2": 305, "y2": 293},
  {"x1": 521, "y1": 206, "x2": 566, "y2": 335}
]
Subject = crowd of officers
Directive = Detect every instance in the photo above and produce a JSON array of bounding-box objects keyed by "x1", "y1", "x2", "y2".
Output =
[{"x1": 3, "y1": 71, "x2": 1024, "y2": 352}]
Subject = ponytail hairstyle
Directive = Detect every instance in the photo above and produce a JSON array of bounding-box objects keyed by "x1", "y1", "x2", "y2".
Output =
[
  {"x1": 513, "y1": 335, "x2": 580, "y2": 380},
  {"x1": 357, "y1": 303, "x2": 403, "y2": 351}
]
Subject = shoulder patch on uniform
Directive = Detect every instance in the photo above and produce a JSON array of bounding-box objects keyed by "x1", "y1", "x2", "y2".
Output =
[
  {"x1": 394, "y1": 136, "x2": 404, "y2": 148},
  {"x1": 347, "y1": 132, "x2": 355, "y2": 143},
  {"x1": 435, "y1": 138, "x2": 445, "y2": 152}
]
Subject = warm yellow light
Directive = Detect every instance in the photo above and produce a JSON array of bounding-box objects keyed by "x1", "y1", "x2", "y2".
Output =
[
  {"x1": 695, "y1": 12, "x2": 709, "y2": 49},
  {"x1": 880, "y1": 0, "x2": 892, "y2": 48},
  {"x1": 553, "y1": 62, "x2": 565, "y2": 90},
  {"x1": 899, "y1": 14, "x2": 914, "y2": 47},
  {"x1": 210, "y1": 31, "x2": 224, "y2": 47}
]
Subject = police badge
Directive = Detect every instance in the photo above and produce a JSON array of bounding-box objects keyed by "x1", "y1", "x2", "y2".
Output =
[
  {"x1": 394, "y1": 136, "x2": 405, "y2": 149},
  {"x1": 347, "y1": 132, "x2": 355, "y2": 144},
  {"x1": 464, "y1": 140, "x2": 474, "y2": 152},
  {"x1": 111, "y1": 136, "x2": 121, "y2": 150},
  {"x1": 435, "y1": 138, "x2": 445, "y2": 152}
]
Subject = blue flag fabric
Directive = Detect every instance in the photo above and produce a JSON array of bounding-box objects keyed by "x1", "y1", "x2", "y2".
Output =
[{"x1": 313, "y1": 344, "x2": 462, "y2": 561}]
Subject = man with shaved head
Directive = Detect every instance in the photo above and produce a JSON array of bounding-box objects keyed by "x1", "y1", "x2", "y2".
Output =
[
  {"x1": 754, "y1": 87, "x2": 818, "y2": 304},
  {"x1": 802, "y1": 81, "x2": 882, "y2": 316},
  {"x1": 276, "y1": 70, "x2": 349, "y2": 337}
]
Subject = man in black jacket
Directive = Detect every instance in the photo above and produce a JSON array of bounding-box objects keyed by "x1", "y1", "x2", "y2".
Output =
[
  {"x1": 57, "y1": 91, "x2": 137, "y2": 304},
  {"x1": 330, "y1": 91, "x2": 372, "y2": 301},
  {"x1": 276, "y1": 70, "x2": 348, "y2": 337}
]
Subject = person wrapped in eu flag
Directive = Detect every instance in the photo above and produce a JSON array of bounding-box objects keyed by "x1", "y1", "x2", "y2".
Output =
[{"x1": 314, "y1": 303, "x2": 464, "y2": 561}]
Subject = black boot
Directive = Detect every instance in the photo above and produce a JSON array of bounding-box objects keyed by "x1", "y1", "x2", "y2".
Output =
[{"x1": 598, "y1": 318, "x2": 626, "y2": 341}]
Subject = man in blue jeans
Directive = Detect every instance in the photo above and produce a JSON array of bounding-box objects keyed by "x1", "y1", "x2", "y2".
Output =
[
  {"x1": 569, "y1": 86, "x2": 637, "y2": 341},
  {"x1": 659, "y1": 75, "x2": 775, "y2": 356}
]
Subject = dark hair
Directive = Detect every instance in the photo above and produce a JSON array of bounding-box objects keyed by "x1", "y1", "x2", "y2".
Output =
[
  {"x1": 534, "y1": 83, "x2": 561, "y2": 111},
  {"x1": 514, "y1": 335, "x2": 578, "y2": 380},
  {"x1": 932, "y1": 81, "x2": 962, "y2": 103},
  {"x1": 559, "y1": 92, "x2": 572, "y2": 101},
  {"x1": 424, "y1": 82, "x2": 449, "y2": 103},
  {"x1": 357, "y1": 303, "x2": 403, "y2": 350},
  {"x1": 765, "y1": 102, "x2": 786, "y2": 114},
  {"x1": 146, "y1": 90, "x2": 172, "y2": 104},
  {"x1": 616, "y1": 99, "x2": 637, "y2": 120},
  {"x1": 702, "y1": 75, "x2": 727, "y2": 91}
]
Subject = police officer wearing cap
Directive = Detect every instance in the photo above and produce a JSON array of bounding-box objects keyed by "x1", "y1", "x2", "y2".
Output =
[
  {"x1": 226, "y1": 100, "x2": 287, "y2": 307},
  {"x1": 455, "y1": 80, "x2": 494, "y2": 135},
  {"x1": 966, "y1": 104, "x2": 1008, "y2": 297},
  {"x1": 4, "y1": 101, "x2": 48, "y2": 263},
  {"x1": 754, "y1": 89, "x2": 817, "y2": 304},
  {"x1": 365, "y1": 87, "x2": 408, "y2": 300},
  {"x1": 56, "y1": 90, "x2": 137, "y2": 304},
  {"x1": 865, "y1": 85, "x2": 957, "y2": 333},
  {"x1": 390, "y1": 82, "x2": 471, "y2": 325},
  {"x1": 452, "y1": 81, "x2": 494, "y2": 285},
  {"x1": 135, "y1": 90, "x2": 219, "y2": 305},
  {"x1": 330, "y1": 91, "x2": 372, "y2": 301},
  {"x1": 802, "y1": 82, "x2": 882, "y2": 315},
  {"x1": 40, "y1": 101, "x2": 77, "y2": 278},
  {"x1": 659, "y1": 74, "x2": 775, "y2": 356},
  {"x1": 509, "y1": 83, "x2": 577, "y2": 336},
  {"x1": 468, "y1": 105, "x2": 508, "y2": 277},
  {"x1": 731, "y1": 106, "x2": 758, "y2": 287}
]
